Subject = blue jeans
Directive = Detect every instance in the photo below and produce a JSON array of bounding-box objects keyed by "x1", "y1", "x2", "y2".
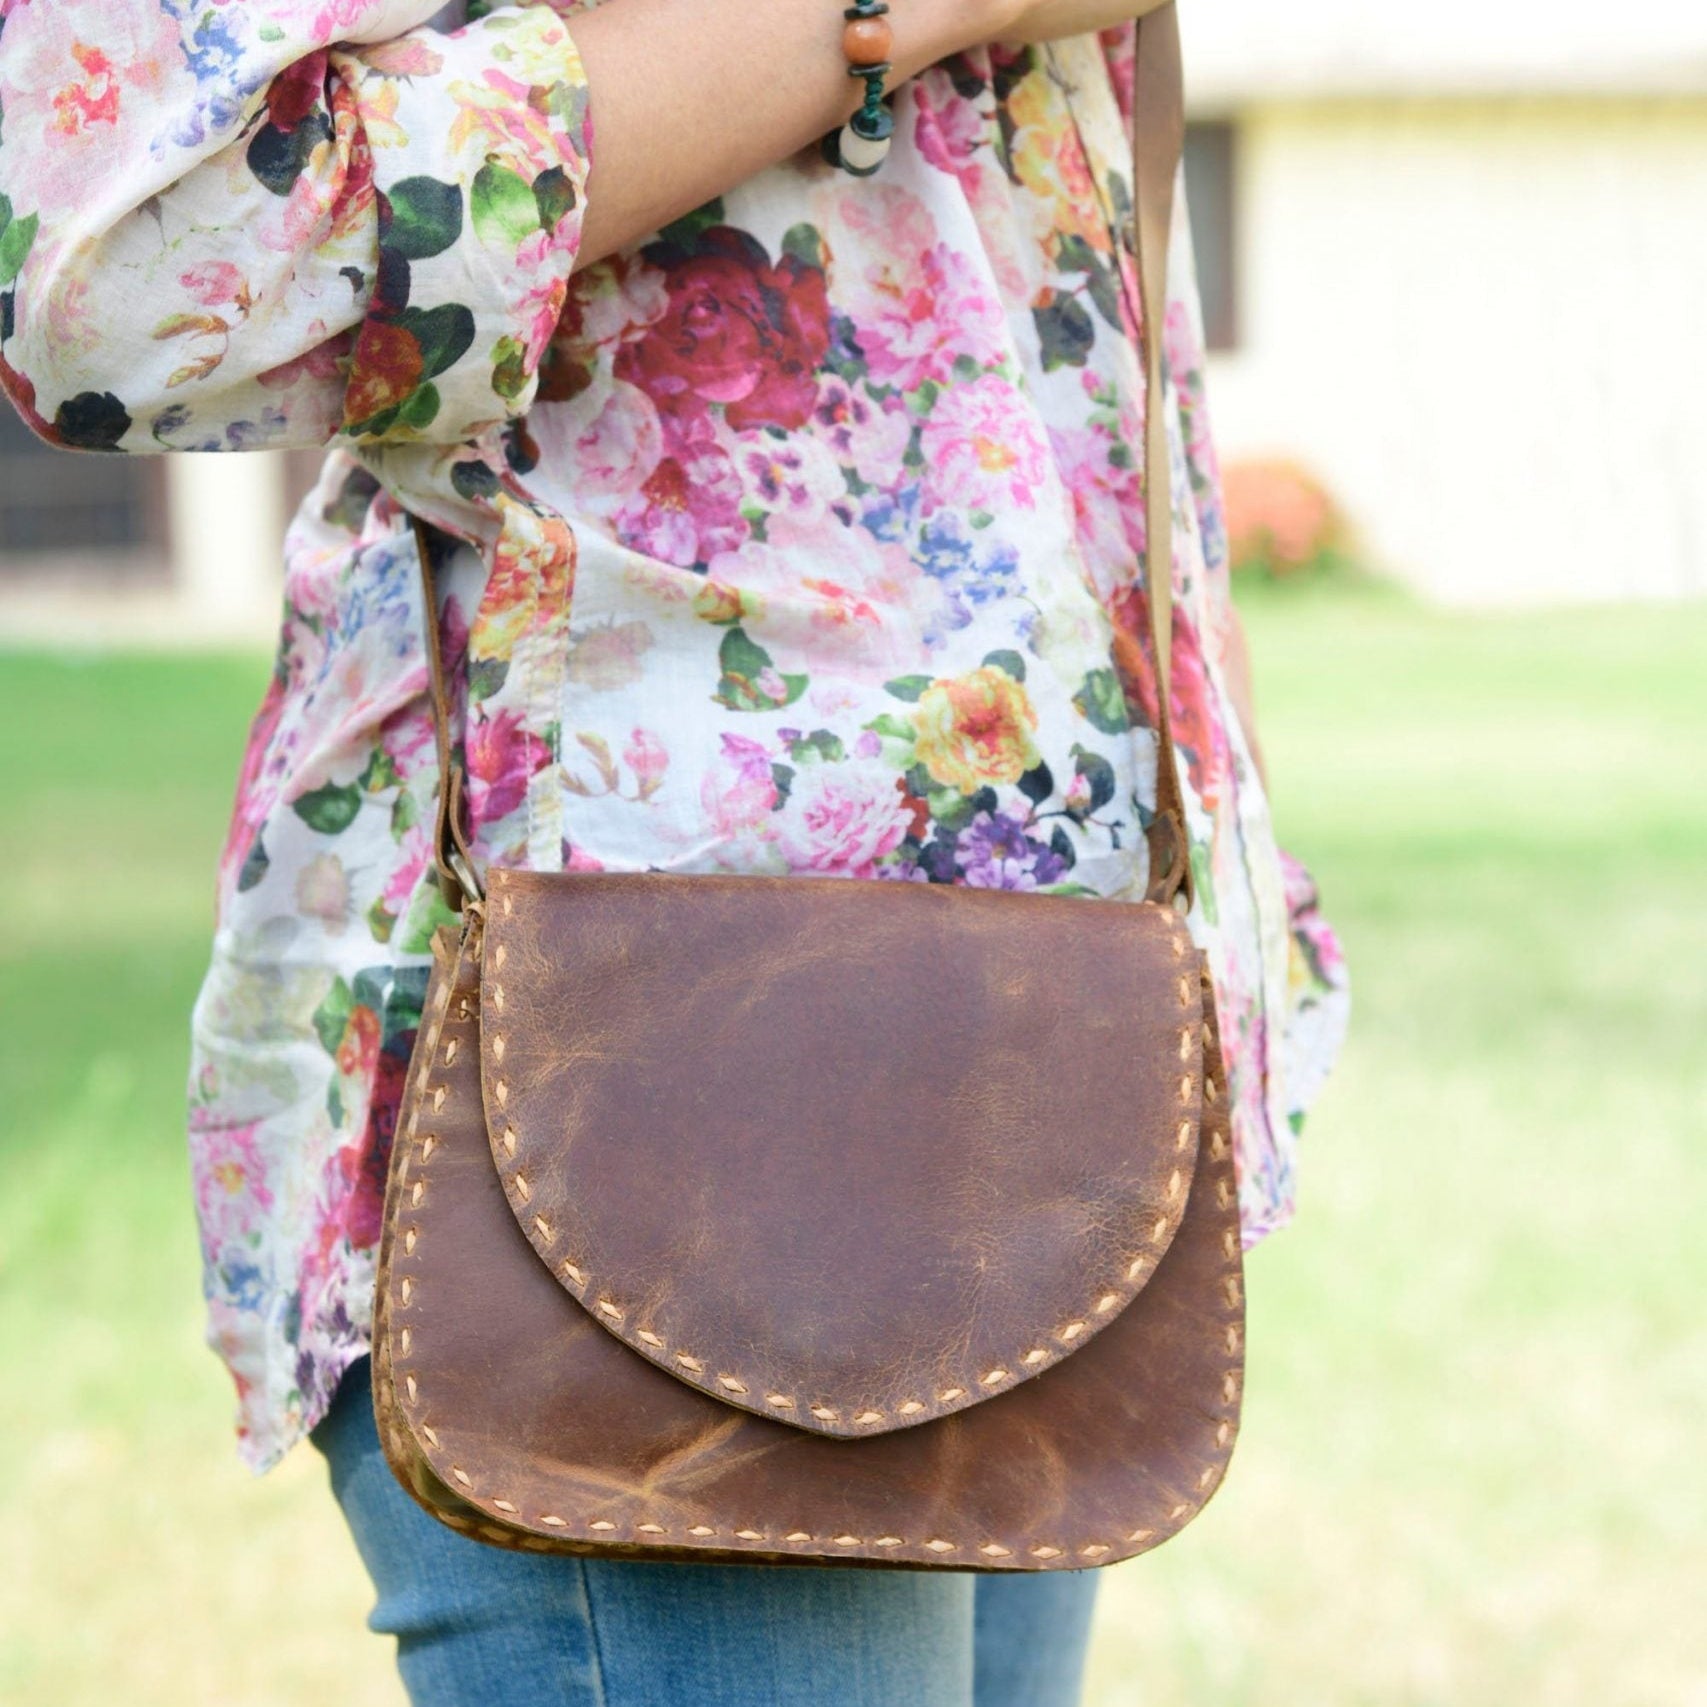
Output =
[{"x1": 313, "y1": 1359, "x2": 1100, "y2": 1707}]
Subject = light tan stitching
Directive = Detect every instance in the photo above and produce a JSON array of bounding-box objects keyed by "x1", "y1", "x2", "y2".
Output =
[
  {"x1": 560, "y1": 1261, "x2": 586, "y2": 1287},
  {"x1": 718, "y1": 1376, "x2": 749, "y2": 1396},
  {"x1": 420, "y1": 1135, "x2": 438, "y2": 1161},
  {"x1": 676, "y1": 1354, "x2": 704, "y2": 1373},
  {"x1": 735, "y1": 1529, "x2": 765, "y2": 1542},
  {"x1": 1057, "y1": 1321, "x2": 1086, "y2": 1343},
  {"x1": 1022, "y1": 1348, "x2": 1049, "y2": 1366},
  {"x1": 443, "y1": 1039, "x2": 459, "y2": 1066},
  {"x1": 637, "y1": 1523, "x2": 666, "y2": 1535},
  {"x1": 1031, "y1": 1546, "x2": 1063, "y2": 1560},
  {"x1": 491, "y1": 985, "x2": 505, "y2": 1015},
  {"x1": 502, "y1": 1129, "x2": 518, "y2": 1158},
  {"x1": 533, "y1": 1216, "x2": 554, "y2": 1244},
  {"x1": 595, "y1": 1299, "x2": 624, "y2": 1323},
  {"x1": 493, "y1": 944, "x2": 507, "y2": 970},
  {"x1": 590, "y1": 1520, "x2": 616, "y2": 1532},
  {"x1": 981, "y1": 1543, "x2": 1012, "y2": 1558},
  {"x1": 897, "y1": 1399, "x2": 925, "y2": 1414},
  {"x1": 925, "y1": 1539, "x2": 958, "y2": 1554},
  {"x1": 766, "y1": 1393, "x2": 796, "y2": 1410},
  {"x1": 637, "y1": 1329, "x2": 665, "y2": 1349},
  {"x1": 936, "y1": 1387, "x2": 965, "y2": 1404},
  {"x1": 980, "y1": 1368, "x2": 1010, "y2": 1387},
  {"x1": 687, "y1": 1525, "x2": 715, "y2": 1538},
  {"x1": 785, "y1": 1531, "x2": 812, "y2": 1543},
  {"x1": 495, "y1": 1080, "x2": 509, "y2": 1109},
  {"x1": 492, "y1": 1034, "x2": 507, "y2": 1063},
  {"x1": 431, "y1": 1085, "x2": 446, "y2": 1113},
  {"x1": 512, "y1": 1173, "x2": 531, "y2": 1203},
  {"x1": 404, "y1": 1227, "x2": 418, "y2": 1255},
  {"x1": 400, "y1": 1277, "x2": 414, "y2": 1304},
  {"x1": 852, "y1": 1409, "x2": 884, "y2": 1425}
]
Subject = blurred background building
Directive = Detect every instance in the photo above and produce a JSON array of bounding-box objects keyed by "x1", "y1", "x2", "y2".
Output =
[{"x1": 2, "y1": 0, "x2": 1704, "y2": 641}]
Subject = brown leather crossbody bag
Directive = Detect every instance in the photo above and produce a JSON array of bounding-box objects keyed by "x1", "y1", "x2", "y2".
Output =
[{"x1": 373, "y1": 4, "x2": 1245, "y2": 1573}]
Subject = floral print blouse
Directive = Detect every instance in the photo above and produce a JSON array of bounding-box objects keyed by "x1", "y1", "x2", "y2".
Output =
[{"x1": 0, "y1": 1, "x2": 1349, "y2": 1471}]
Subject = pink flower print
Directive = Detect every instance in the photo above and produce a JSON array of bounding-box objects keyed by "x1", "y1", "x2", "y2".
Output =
[
  {"x1": 379, "y1": 822, "x2": 433, "y2": 920},
  {"x1": 811, "y1": 376, "x2": 912, "y2": 477},
  {"x1": 773, "y1": 760, "x2": 913, "y2": 878},
  {"x1": 737, "y1": 433, "x2": 843, "y2": 523},
  {"x1": 466, "y1": 708, "x2": 552, "y2": 826},
  {"x1": 192, "y1": 1120, "x2": 273, "y2": 1249},
  {"x1": 919, "y1": 374, "x2": 1051, "y2": 514},
  {"x1": 616, "y1": 228, "x2": 831, "y2": 431},
  {"x1": 180, "y1": 262, "x2": 249, "y2": 310},
  {"x1": 1050, "y1": 421, "x2": 1139, "y2": 595},
  {"x1": 615, "y1": 410, "x2": 747, "y2": 569},
  {"x1": 913, "y1": 73, "x2": 988, "y2": 182},
  {"x1": 624, "y1": 729, "x2": 670, "y2": 801},
  {"x1": 855, "y1": 243, "x2": 1005, "y2": 393},
  {"x1": 701, "y1": 734, "x2": 780, "y2": 837}
]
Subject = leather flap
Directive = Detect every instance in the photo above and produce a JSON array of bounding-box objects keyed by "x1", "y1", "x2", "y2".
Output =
[{"x1": 479, "y1": 869, "x2": 1204, "y2": 1439}]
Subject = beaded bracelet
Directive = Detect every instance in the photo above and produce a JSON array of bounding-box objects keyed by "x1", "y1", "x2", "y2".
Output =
[{"x1": 822, "y1": 2, "x2": 895, "y2": 177}]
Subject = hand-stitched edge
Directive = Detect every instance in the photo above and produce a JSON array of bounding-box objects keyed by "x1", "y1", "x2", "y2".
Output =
[
  {"x1": 384, "y1": 945, "x2": 1246, "y2": 1569},
  {"x1": 476, "y1": 869, "x2": 1206, "y2": 1439}
]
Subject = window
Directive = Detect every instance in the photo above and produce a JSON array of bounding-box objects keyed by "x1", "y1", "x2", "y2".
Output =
[
  {"x1": 0, "y1": 405, "x2": 167, "y2": 578},
  {"x1": 1184, "y1": 120, "x2": 1239, "y2": 353}
]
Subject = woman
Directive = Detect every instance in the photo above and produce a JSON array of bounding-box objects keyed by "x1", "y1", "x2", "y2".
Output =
[{"x1": 0, "y1": 0, "x2": 1348, "y2": 1701}]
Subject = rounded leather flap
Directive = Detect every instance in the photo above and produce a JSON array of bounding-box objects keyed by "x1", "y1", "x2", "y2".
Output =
[{"x1": 479, "y1": 870, "x2": 1204, "y2": 1438}]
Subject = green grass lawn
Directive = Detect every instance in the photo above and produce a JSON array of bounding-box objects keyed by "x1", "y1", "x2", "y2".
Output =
[{"x1": 3, "y1": 590, "x2": 1704, "y2": 1706}]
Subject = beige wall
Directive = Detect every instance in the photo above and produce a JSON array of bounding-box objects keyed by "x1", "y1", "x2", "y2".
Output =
[{"x1": 1203, "y1": 96, "x2": 1707, "y2": 605}]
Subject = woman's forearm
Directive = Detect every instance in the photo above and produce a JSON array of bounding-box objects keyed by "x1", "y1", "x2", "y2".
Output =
[
  {"x1": 571, "y1": 0, "x2": 1014, "y2": 267},
  {"x1": 570, "y1": 0, "x2": 1167, "y2": 267}
]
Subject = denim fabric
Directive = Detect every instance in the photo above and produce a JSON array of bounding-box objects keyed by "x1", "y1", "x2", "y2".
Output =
[{"x1": 313, "y1": 1359, "x2": 1099, "y2": 1707}]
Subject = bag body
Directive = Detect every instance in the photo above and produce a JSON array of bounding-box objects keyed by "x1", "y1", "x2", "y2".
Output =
[
  {"x1": 372, "y1": 3, "x2": 1249, "y2": 1572},
  {"x1": 374, "y1": 873, "x2": 1244, "y2": 1569}
]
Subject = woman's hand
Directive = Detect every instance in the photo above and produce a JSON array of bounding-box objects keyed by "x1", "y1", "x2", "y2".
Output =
[{"x1": 992, "y1": 0, "x2": 1174, "y2": 48}]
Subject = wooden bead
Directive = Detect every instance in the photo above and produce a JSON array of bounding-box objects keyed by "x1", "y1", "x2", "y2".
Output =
[{"x1": 843, "y1": 16, "x2": 893, "y2": 66}]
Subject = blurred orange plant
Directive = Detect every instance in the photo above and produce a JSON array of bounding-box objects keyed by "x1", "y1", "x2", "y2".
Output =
[{"x1": 1222, "y1": 457, "x2": 1353, "y2": 580}]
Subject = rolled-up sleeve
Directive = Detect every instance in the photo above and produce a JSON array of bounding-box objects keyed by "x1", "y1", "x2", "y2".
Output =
[{"x1": 0, "y1": 2, "x2": 593, "y2": 453}]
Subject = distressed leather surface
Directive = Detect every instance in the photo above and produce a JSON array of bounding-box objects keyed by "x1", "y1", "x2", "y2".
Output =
[
  {"x1": 479, "y1": 869, "x2": 1204, "y2": 1437},
  {"x1": 375, "y1": 898, "x2": 1246, "y2": 1571}
]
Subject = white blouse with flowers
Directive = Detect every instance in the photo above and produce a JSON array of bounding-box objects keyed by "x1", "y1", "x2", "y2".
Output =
[{"x1": 0, "y1": 0, "x2": 1348, "y2": 1471}]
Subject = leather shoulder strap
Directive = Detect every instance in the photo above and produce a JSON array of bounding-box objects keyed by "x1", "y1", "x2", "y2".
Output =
[
  {"x1": 416, "y1": 5, "x2": 1193, "y2": 912},
  {"x1": 1133, "y1": 3, "x2": 1193, "y2": 910}
]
